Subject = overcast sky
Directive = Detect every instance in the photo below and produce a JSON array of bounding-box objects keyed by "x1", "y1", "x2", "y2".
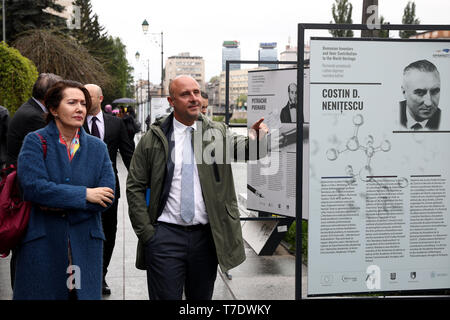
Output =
[{"x1": 90, "y1": 0, "x2": 450, "y2": 84}]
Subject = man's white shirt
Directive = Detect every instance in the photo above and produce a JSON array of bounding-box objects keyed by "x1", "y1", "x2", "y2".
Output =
[
  {"x1": 158, "y1": 117, "x2": 208, "y2": 226},
  {"x1": 86, "y1": 111, "x2": 105, "y2": 140}
]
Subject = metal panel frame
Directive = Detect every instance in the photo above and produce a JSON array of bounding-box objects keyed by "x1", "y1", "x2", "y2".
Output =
[{"x1": 298, "y1": 23, "x2": 450, "y2": 299}]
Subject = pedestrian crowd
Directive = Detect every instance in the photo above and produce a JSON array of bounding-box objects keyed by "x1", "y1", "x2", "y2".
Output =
[{"x1": 0, "y1": 73, "x2": 268, "y2": 300}]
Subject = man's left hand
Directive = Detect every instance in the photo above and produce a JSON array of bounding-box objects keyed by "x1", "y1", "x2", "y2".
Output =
[{"x1": 249, "y1": 117, "x2": 269, "y2": 140}]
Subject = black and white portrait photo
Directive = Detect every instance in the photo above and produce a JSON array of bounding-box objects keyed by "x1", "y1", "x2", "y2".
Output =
[
  {"x1": 399, "y1": 59, "x2": 441, "y2": 131},
  {"x1": 279, "y1": 83, "x2": 297, "y2": 123}
]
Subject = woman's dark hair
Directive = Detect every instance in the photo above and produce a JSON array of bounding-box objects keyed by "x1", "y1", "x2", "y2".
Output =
[{"x1": 44, "y1": 80, "x2": 92, "y2": 124}]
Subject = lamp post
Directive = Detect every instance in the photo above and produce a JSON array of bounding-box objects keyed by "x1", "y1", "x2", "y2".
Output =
[
  {"x1": 2, "y1": 0, "x2": 6, "y2": 42},
  {"x1": 141, "y1": 19, "x2": 164, "y2": 96},
  {"x1": 135, "y1": 50, "x2": 151, "y2": 124}
]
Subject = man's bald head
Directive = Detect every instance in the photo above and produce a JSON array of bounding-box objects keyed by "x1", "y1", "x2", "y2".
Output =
[
  {"x1": 167, "y1": 75, "x2": 202, "y2": 126},
  {"x1": 85, "y1": 84, "x2": 104, "y2": 115},
  {"x1": 169, "y1": 75, "x2": 199, "y2": 98}
]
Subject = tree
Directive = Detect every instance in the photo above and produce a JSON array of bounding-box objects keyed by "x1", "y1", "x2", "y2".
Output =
[
  {"x1": 329, "y1": 0, "x2": 354, "y2": 37},
  {"x1": 13, "y1": 29, "x2": 110, "y2": 88},
  {"x1": 399, "y1": 1, "x2": 420, "y2": 38},
  {"x1": 0, "y1": 42, "x2": 38, "y2": 115},
  {"x1": 236, "y1": 94, "x2": 247, "y2": 109},
  {"x1": 378, "y1": 16, "x2": 390, "y2": 38},
  {"x1": 209, "y1": 76, "x2": 220, "y2": 84},
  {"x1": 70, "y1": 0, "x2": 134, "y2": 104},
  {"x1": 0, "y1": 0, "x2": 67, "y2": 43},
  {"x1": 71, "y1": 0, "x2": 106, "y2": 55},
  {"x1": 101, "y1": 36, "x2": 135, "y2": 105}
]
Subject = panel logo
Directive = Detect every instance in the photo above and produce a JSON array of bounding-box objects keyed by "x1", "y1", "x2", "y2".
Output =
[
  {"x1": 366, "y1": 265, "x2": 381, "y2": 290},
  {"x1": 433, "y1": 49, "x2": 450, "y2": 58}
]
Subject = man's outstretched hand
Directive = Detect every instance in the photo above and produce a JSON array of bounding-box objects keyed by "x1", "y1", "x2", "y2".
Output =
[{"x1": 249, "y1": 117, "x2": 269, "y2": 140}]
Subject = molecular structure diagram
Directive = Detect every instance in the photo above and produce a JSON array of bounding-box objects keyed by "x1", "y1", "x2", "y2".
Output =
[
  {"x1": 326, "y1": 114, "x2": 392, "y2": 183},
  {"x1": 326, "y1": 114, "x2": 409, "y2": 216}
]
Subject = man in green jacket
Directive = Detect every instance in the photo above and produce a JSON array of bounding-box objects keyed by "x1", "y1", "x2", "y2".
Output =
[{"x1": 126, "y1": 75, "x2": 268, "y2": 300}]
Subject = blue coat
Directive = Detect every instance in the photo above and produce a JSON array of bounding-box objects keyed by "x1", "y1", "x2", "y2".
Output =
[{"x1": 13, "y1": 121, "x2": 115, "y2": 300}]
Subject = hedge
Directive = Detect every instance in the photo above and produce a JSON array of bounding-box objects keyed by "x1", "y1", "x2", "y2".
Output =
[{"x1": 0, "y1": 42, "x2": 38, "y2": 116}]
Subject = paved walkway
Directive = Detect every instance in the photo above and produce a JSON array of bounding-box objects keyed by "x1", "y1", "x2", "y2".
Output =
[{"x1": 0, "y1": 131, "x2": 304, "y2": 300}]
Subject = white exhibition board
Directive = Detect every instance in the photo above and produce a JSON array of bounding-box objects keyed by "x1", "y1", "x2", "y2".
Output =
[
  {"x1": 247, "y1": 68, "x2": 299, "y2": 218},
  {"x1": 151, "y1": 97, "x2": 171, "y2": 124},
  {"x1": 308, "y1": 38, "x2": 450, "y2": 295}
]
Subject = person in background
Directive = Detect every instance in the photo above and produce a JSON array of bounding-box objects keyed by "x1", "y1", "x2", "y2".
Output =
[
  {"x1": 127, "y1": 75, "x2": 268, "y2": 300},
  {"x1": 122, "y1": 106, "x2": 140, "y2": 148},
  {"x1": 145, "y1": 114, "x2": 151, "y2": 132},
  {"x1": 84, "y1": 84, "x2": 135, "y2": 295},
  {"x1": 6, "y1": 73, "x2": 63, "y2": 166},
  {"x1": 13, "y1": 80, "x2": 115, "y2": 300},
  {"x1": 200, "y1": 91, "x2": 209, "y2": 116},
  {"x1": 104, "y1": 104, "x2": 113, "y2": 114}
]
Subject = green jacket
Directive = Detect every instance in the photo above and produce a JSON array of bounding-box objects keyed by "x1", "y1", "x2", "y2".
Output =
[{"x1": 127, "y1": 113, "x2": 264, "y2": 272}]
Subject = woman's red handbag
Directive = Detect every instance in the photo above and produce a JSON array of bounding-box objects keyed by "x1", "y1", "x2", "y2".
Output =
[
  {"x1": 0, "y1": 133, "x2": 47, "y2": 257},
  {"x1": 0, "y1": 167, "x2": 32, "y2": 257}
]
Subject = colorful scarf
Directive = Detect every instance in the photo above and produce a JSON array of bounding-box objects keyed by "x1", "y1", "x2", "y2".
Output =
[{"x1": 59, "y1": 130, "x2": 80, "y2": 161}]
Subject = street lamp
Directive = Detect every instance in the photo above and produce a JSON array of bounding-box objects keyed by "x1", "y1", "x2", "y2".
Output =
[
  {"x1": 141, "y1": 19, "x2": 164, "y2": 96},
  {"x1": 2, "y1": 0, "x2": 6, "y2": 42},
  {"x1": 135, "y1": 50, "x2": 151, "y2": 124}
]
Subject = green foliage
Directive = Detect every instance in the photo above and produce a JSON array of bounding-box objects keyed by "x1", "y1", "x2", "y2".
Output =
[
  {"x1": 213, "y1": 116, "x2": 224, "y2": 122},
  {"x1": 0, "y1": 0, "x2": 67, "y2": 43},
  {"x1": 13, "y1": 29, "x2": 110, "y2": 88},
  {"x1": 400, "y1": 1, "x2": 420, "y2": 38},
  {"x1": 230, "y1": 118, "x2": 247, "y2": 124},
  {"x1": 212, "y1": 116, "x2": 246, "y2": 124},
  {"x1": 70, "y1": 0, "x2": 134, "y2": 105},
  {"x1": 100, "y1": 36, "x2": 135, "y2": 105},
  {"x1": 0, "y1": 42, "x2": 38, "y2": 116},
  {"x1": 71, "y1": 0, "x2": 106, "y2": 52},
  {"x1": 236, "y1": 94, "x2": 247, "y2": 108},
  {"x1": 329, "y1": 0, "x2": 354, "y2": 37},
  {"x1": 284, "y1": 220, "x2": 308, "y2": 264},
  {"x1": 378, "y1": 16, "x2": 390, "y2": 38}
]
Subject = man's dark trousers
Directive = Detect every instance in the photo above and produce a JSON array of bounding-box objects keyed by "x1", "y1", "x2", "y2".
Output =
[
  {"x1": 102, "y1": 196, "x2": 118, "y2": 278},
  {"x1": 144, "y1": 222, "x2": 218, "y2": 300}
]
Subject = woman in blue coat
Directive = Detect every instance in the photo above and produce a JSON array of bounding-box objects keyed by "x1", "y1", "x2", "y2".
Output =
[{"x1": 13, "y1": 80, "x2": 116, "y2": 300}]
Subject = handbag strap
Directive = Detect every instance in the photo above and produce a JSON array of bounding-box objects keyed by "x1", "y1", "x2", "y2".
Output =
[{"x1": 35, "y1": 133, "x2": 47, "y2": 159}]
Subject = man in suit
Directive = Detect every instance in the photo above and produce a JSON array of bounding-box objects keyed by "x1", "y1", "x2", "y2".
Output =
[
  {"x1": 84, "y1": 84, "x2": 135, "y2": 295},
  {"x1": 280, "y1": 83, "x2": 298, "y2": 123},
  {"x1": 127, "y1": 75, "x2": 268, "y2": 300},
  {"x1": 399, "y1": 59, "x2": 441, "y2": 130},
  {"x1": 6, "y1": 73, "x2": 63, "y2": 165},
  {"x1": 6, "y1": 73, "x2": 63, "y2": 289}
]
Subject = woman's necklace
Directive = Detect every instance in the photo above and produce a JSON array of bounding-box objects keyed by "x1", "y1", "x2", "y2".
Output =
[{"x1": 62, "y1": 135, "x2": 74, "y2": 148}]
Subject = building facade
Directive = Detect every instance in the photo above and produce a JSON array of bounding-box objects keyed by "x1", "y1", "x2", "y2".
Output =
[
  {"x1": 205, "y1": 79, "x2": 220, "y2": 107},
  {"x1": 48, "y1": 0, "x2": 76, "y2": 26},
  {"x1": 222, "y1": 40, "x2": 241, "y2": 71},
  {"x1": 218, "y1": 66, "x2": 268, "y2": 108},
  {"x1": 279, "y1": 43, "x2": 310, "y2": 68},
  {"x1": 163, "y1": 52, "x2": 205, "y2": 95}
]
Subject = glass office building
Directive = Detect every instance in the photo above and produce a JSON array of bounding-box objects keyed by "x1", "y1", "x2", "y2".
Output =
[
  {"x1": 258, "y1": 42, "x2": 278, "y2": 69},
  {"x1": 222, "y1": 41, "x2": 241, "y2": 71}
]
